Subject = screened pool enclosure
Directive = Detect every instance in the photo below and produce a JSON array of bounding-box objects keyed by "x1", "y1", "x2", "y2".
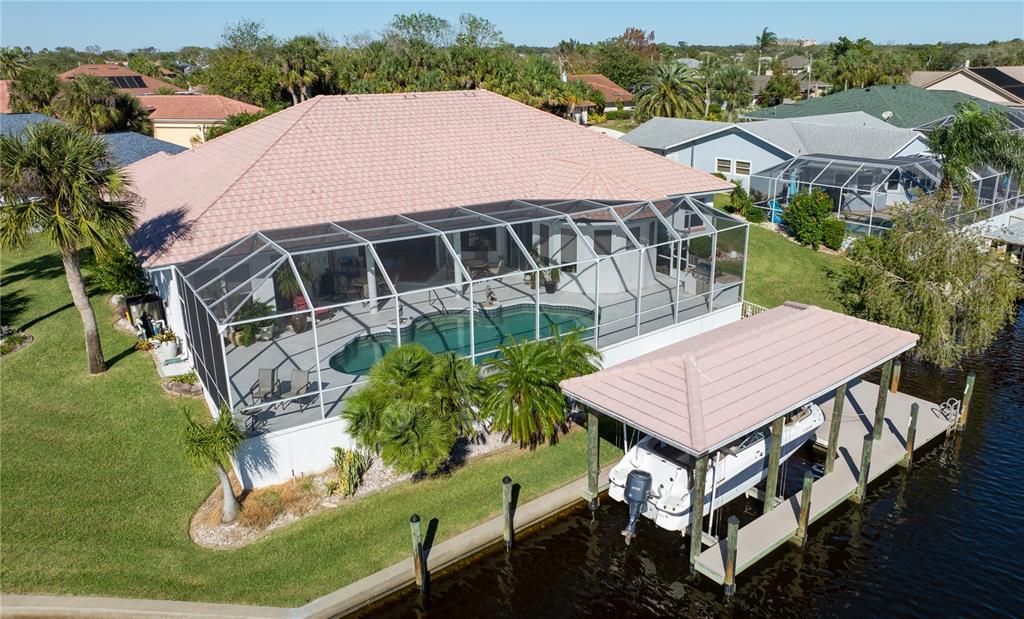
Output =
[
  {"x1": 174, "y1": 197, "x2": 748, "y2": 434},
  {"x1": 749, "y1": 154, "x2": 1023, "y2": 236}
]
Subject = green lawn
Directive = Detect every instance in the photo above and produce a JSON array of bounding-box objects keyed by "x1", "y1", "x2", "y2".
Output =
[
  {"x1": 0, "y1": 239, "x2": 623, "y2": 606},
  {"x1": 743, "y1": 225, "x2": 847, "y2": 311},
  {"x1": 595, "y1": 118, "x2": 639, "y2": 134},
  {"x1": 0, "y1": 226, "x2": 842, "y2": 606}
]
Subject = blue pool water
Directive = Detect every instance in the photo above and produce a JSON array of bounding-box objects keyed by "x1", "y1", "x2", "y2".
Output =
[{"x1": 329, "y1": 306, "x2": 594, "y2": 375}]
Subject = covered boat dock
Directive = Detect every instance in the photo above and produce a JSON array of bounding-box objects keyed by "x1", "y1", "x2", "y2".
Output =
[{"x1": 561, "y1": 302, "x2": 960, "y2": 593}]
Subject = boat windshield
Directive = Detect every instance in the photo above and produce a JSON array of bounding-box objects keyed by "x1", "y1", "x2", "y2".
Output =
[
  {"x1": 649, "y1": 440, "x2": 688, "y2": 464},
  {"x1": 736, "y1": 428, "x2": 768, "y2": 451}
]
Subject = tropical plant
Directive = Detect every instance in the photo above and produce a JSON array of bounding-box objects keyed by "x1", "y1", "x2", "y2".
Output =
[
  {"x1": 378, "y1": 399, "x2": 456, "y2": 475},
  {"x1": 547, "y1": 326, "x2": 601, "y2": 381},
  {"x1": 91, "y1": 241, "x2": 149, "y2": 297},
  {"x1": 203, "y1": 111, "x2": 270, "y2": 141},
  {"x1": 482, "y1": 338, "x2": 568, "y2": 447},
  {"x1": 836, "y1": 197, "x2": 1023, "y2": 367},
  {"x1": 278, "y1": 35, "x2": 331, "y2": 104},
  {"x1": 928, "y1": 101, "x2": 1024, "y2": 208},
  {"x1": 0, "y1": 46, "x2": 27, "y2": 80},
  {"x1": 111, "y1": 93, "x2": 153, "y2": 135},
  {"x1": 755, "y1": 27, "x2": 778, "y2": 74},
  {"x1": 182, "y1": 407, "x2": 245, "y2": 523},
  {"x1": 332, "y1": 447, "x2": 370, "y2": 497},
  {"x1": 712, "y1": 63, "x2": 753, "y2": 120},
  {"x1": 784, "y1": 189, "x2": 835, "y2": 249},
  {"x1": 341, "y1": 344, "x2": 482, "y2": 474},
  {"x1": 759, "y1": 70, "x2": 801, "y2": 106},
  {"x1": 634, "y1": 63, "x2": 703, "y2": 123},
  {"x1": 0, "y1": 123, "x2": 137, "y2": 373},
  {"x1": 53, "y1": 76, "x2": 120, "y2": 133},
  {"x1": 821, "y1": 218, "x2": 847, "y2": 251},
  {"x1": 8, "y1": 67, "x2": 60, "y2": 113}
]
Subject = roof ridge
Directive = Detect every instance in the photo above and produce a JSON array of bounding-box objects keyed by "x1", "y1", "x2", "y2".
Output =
[
  {"x1": 185, "y1": 97, "x2": 326, "y2": 230},
  {"x1": 684, "y1": 355, "x2": 705, "y2": 447}
]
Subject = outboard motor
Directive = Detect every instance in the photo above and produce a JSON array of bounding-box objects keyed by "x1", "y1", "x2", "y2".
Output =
[{"x1": 622, "y1": 469, "x2": 652, "y2": 545}]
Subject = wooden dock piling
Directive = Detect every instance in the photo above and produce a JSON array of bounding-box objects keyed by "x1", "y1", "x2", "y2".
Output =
[
  {"x1": 851, "y1": 434, "x2": 873, "y2": 504},
  {"x1": 409, "y1": 514, "x2": 427, "y2": 592},
  {"x1": 763, "y1": 417, "x2": 785, "y2": 514},
  {"x1": 502, "y1": 476, "x2": 513, "y2": 551},
  {"x1": 959, "y1": 372, "x2": 976, "y2": 428},
  {"x1": 890, "y1": 359, "x2": 901, "y2": 393},
  {"x1": 724, "y1": 516, "x2": 739, "y2": 596},
  {"x1": 825, "y1": 383, "x2": 847, "y2": 475},
  {"x1": 872, "y1": 360, "x2": 893, "y2": 440},
  {"x1": 586, "y1": 409, "x2": 600, "y2": 510},
  {"x1": 901, "y1": 403, "x2": 919, "y2": 468},
  {"x1": 688, "y1": 454, "x2": 709, "y2": 573},
  {"x1": 791, "y1": 471, "x2": 814, "y2": 546}
]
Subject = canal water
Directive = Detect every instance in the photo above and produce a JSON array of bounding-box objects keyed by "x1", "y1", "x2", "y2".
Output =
[{"x1": 370, "y1": 306, "x2": 1024, "y2": 618}]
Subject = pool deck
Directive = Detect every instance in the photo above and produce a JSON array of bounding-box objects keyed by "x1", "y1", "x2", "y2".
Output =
[{"x1": 693, "y1": 379, "x2": 954, "y2": 584}]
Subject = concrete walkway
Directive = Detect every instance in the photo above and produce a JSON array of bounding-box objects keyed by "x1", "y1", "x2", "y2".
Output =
[{"x1": 2, "y1": 467, "x2": 613, "y2": 619}]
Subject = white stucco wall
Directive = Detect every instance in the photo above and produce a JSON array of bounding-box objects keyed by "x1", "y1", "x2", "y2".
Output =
[{"x1": 925, "y1": 73, "x2": 1017, "y2": 105}]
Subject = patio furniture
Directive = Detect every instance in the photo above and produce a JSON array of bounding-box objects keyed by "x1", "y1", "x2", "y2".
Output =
[
  {"x1": 486, "y1": 257, "x2": 505, "y2": 276},
  {"x1": 252, "y1": 368, "x2": 278, "y2": 403},
  {"x1": 282, "y1": 368, "x2": 311, "y2": 400}
]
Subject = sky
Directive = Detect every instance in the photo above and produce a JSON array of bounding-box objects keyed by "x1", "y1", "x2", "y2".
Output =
[{"x1": 2, "y1": 1, "x2": 1022, "y2": 50}]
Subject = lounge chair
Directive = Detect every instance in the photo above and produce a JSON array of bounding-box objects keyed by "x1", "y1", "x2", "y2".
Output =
[
  {"x1": 252, "y1": 368, "x2": 278, "y2": 403},
  {"x1": 282, "y1": 369, "x2": 310, "y2": 400},
  {"x1": 487, "y1": 257, "x2": 505, "y2": 276}
]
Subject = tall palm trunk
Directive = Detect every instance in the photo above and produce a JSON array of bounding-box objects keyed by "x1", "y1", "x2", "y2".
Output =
[
  {"x1": 61, "y1": 247, "x2": 105, "y2": 374},
  {"x1": 216, "y1": 461, "x2": 240, "y2": 523},
  {"x1": 704, "y1": 83, "x2": 710, "y2": 118}
]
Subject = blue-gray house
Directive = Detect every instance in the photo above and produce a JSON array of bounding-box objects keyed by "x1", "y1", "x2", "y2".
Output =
[
  {"x1": 0, "y1": 113, "x2": 185, "y2": 166},
  {"x1": 621, "y1": 112, "x2": 930, "y2": 189}
]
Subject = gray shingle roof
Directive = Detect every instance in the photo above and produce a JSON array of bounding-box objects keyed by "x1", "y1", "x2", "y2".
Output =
[
  {"x1": 621, "y1": 112, "x2": 924, "y2": 159},
  {"x1": 0, "y1": 113, "x2": 185, "y2": 166}
]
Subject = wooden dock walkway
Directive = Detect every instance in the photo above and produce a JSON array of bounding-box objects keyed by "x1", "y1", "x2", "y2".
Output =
[{"x1": 695, "y1": 379, "x2": 954, "y2": 584}]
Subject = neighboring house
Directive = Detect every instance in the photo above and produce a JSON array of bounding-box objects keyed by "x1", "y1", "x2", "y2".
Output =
[
  {"x1": 621, "y1": 111, "x2": 928, "y2": 188},
  {"x1": 124, "y1": 90, "x2": 736, "y2": 488},
  {"x1": 569, "y1": 73, "x2": 634, "y2": 111},
  {"x1": 0, "y1": 80, "x2": 10, "y2": 113},
  {"x1": 781, "y1": 55, "x2": 810, "y2": 75},
  {"x1": 136, "y1": 95, "x2": 263, "y2": 147},
  {"x1": 743, "y1": 84, "x2": 1024, "y2": 130},
  {"x1": 910, "y1": 66, "x2": 1024, "y2": 107},
  {"x1": 0, "y1": 112, "x2": 186, "y2": 165},
  {"x1": 60, "y1": 63, "x2": 180, "y2": 95},
  {"x1": 801, "y1": 79, "x2": 831, "y2": 99}
]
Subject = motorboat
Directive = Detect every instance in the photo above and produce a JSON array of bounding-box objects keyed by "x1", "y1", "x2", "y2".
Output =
[{"x1": 609, "y1": 404, "x2": 825, "y2": 541}]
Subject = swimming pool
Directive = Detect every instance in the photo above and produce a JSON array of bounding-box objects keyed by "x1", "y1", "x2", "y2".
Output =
[{"x1": 328, "y1": 305, "x2": 594, "y2": 375}]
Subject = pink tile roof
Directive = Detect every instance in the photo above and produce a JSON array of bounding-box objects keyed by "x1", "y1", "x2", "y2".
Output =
[
  {"x1": 0, "y1": 80, "x2": 10, "y2": 113},
  {"x1": 126, "y1": 90, "x2": 732, "y2": 267},
  {"x1": 137, "y1": 95, "x2": 262, "y2": 120},
  {"x1": 560, "y1": 302, "x2": 919, "y2": 455},
  {"x1": 569, "y1": 74, "x2": 634, "y2": 104}
]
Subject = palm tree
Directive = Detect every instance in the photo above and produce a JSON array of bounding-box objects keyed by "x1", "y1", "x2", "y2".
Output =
[
  {"x1": 548, "y1": 327, "x2": 601, "y2": 381},
  {"x1": 696, "y1": 54, "x2": 721, "y2": 118},
  {"x1": 53, "y1": 76, "x2": 120, "y2": 133},
  {"x1": 0, "y1": 123, "x2": 137, "y2": 374},
  {"x1": 713, "y1": 64, "x2": 753, "y2": 121},
  {"x1": 755, "y1": 27, "x2": 778, "y2": 75},
  {"x1": 8, "y1": 67, "x2": 60, "y2": 113},
  {"x1": 928, "y1": 101, "x2": 1024, "y2": 207},
  {"x1": 278, "y1": 35, "x2": 330, "y2": 104},
  {"x1": 182, "y1": 407, "x2": 245, "y2": 523},
  {"x1": 432, "y1": 352, "x2": 484, "y2": 437},
  {"x1": 634, "y1": 63, "x2": 703, "y2": 123},
  {"x1": 0, "y1": 46, "x2": 27, "y2": 80},
  {"x1": 111, "y1": 93, "x2": 153, "y2": 136},
  {"x1": 481, "y1": 339, "x2": 566, "y2": 447},
  {"x1": 378, "y1": 400, "x2": 455, "y2": 475}
]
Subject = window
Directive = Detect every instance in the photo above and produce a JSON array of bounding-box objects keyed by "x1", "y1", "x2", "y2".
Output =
[
  {"x1": 461, "y1": 228, "x2": 496, "y2": 251},
  {"x1": 886, "y1": 173, "x2": 900, "y2": 192},
  {"x1": 593, "y1": 229, "x2": 613, "y2": 255},
  {"x1": 734, "y1": 160, "x2": 752, "y2": 175},
  {"x1": 716, "y1": 158, "x2": 732, "y2": 174}
]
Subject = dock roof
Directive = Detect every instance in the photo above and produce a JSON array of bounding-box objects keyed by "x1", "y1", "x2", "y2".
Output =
[{"x1": 560, "y1": 302, "x2": 918, "y2": 456}]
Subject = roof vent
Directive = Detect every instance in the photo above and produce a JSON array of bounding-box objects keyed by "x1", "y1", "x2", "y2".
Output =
[{"x1": 881, "y1": 111, "x2": 894, "y2": 121}]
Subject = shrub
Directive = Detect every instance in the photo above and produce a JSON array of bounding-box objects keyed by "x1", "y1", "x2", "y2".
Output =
[
  {"x1": 333, "y1": 447, "x2": 369, "y2": 497},
  {"x1": 784, "y1": 189, "x2": 834, "y2": 249},
  {"x1": 822, "y1": 218, "x2": 847, "y2": 250},
  {"x1": 239, "y1": 490, "x2": 284, "y2": 528},
  {"x1": 168, "y1": 371, "x2": 198, "y2": 385},
  {"x1": 588, "y1": 112, "x2": 607, "y2": 125},
  {"x1": 91, "y1": 242, "x2": 149, "y2": 297},
  {"x1": 745, "y1": 204, "x2": 765, "y2": 223}
]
